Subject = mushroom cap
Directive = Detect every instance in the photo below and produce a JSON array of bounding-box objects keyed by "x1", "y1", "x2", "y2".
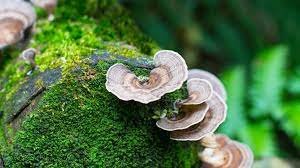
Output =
[
  {"x1": 105, "y1": 50, "x2": 188, "y2": 104},
  {"x1": 200, "y1": 134, "x2": 254, "y2": 168},
  {"x1": 200, "y1": 133, "x2": 220, "y2": 148},
  {"x1": 181, "y1": 78, "x2": 213, "y2": 105},
  {"x1": 156, "y1": 103, "x2": 209, "y2": 131},
  {"x1": 170, "y1": 92, "x2": 227, "y2": 141},
  {"x1": 0, "y1": 0, "x2": 36, "y2": 48},
  {"x1": 0, "y1": 0, "x2": 36, "y2": 28},
  {"x1": 21, "y1": 48, "x2": 37, "y2": 61},
  {"x1": 188, "y1": 69, "x2": 227, "y2": 100},
  {"x1": 0, "y1": 18, "x2": 24, "y2": 48},
  {"x1": 153, "y1": 50, "x2": 188, "y2": 93}
]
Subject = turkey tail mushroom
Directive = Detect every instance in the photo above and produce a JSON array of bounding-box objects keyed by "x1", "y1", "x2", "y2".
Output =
[
  {"x1": 170, "y1": 92, "x2": 227, "y2": 141},
  {"x1": 180, "y1": 78, "x2": 213, "y2": 105},
  {"x1": 0, "y1": 0, "x2": 36, "y2": 49},
  {"x1": 156, "y1": 78, "x2": 213, "y2": 131},
  {"x1": 105, "y1": 50, "x2": 188, "y2": 104},
  {"x1": 199, "y1": 134, "x2": 254, "y2": 168},
  {"x1": 156, "y1": 103, "x2": 209, "y2": 131},
  {"x1": 188, "y1": 69, "x2": 227, "y2": 100}
]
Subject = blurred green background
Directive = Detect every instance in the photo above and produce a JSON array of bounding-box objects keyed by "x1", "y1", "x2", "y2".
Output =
[{"x1": 121, "y1": 0, "x2": 300, "y2": 159}]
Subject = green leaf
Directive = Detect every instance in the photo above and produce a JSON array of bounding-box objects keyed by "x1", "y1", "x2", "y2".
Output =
[
  {"x1": 250, "y1": 45, "x2": 288, "y2": 119},
  {"x1": 281, "y1": 101, "x2": 300, "y2": 149},
  {"x1": 240, "y1": 122, "x2": 277, "y2": 157},
  {"x1": 286, "y1": 69, "x2": 300, "y2": 95},
  {"x1": 219, "y1": 66, "x2": 247, "y2": 137}
]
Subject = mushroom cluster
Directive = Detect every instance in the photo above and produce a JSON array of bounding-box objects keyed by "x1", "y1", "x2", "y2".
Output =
[
  {"x1": 105, "y1": 50, "x2": 254, "y2": 167},
  {"x1": 199, "y1": 134, "x2": 253, "y2": 168},
  {"x1": 157, "y1": 69, "x2": 227, "y2": 141},
  {"x1": 105, "y1": 50, "x2": 188, "y2": 104},
  {"x1": 0, "y1": 0, "x2": 36, "y2": 49}
]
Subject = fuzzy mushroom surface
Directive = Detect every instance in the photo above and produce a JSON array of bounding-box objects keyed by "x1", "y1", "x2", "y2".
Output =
[
  {"x1": 0, "y1": 0, "x2": 36, "y2": 49},
  {"x1": 188, "y1": 69, "x2": 227, "y2": 100},
  {"x1": 170, "y1": 92, "x2": 227, "y2": 141},
  {"x1": 199, "y1": 134, "x2": 254, "y2": 168},
  {"x1": 105, "y1": 50, "x2": 188, "y2": 104}
]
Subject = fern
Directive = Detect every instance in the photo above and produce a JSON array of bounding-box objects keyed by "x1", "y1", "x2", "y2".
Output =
[
  {"x1": 286, "y1": 69, "x2": 300, "y2": 95},
  {"x1": 219, "y1": 66, "x2": 247, "y2": 137},
  {"x1": 250, "y1": 45, "x2": 288, "y2": 119}
]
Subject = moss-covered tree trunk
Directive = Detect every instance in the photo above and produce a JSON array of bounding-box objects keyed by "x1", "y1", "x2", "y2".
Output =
[{"x1": 0, "y1": 0, "x2": 198, "y2": 167}]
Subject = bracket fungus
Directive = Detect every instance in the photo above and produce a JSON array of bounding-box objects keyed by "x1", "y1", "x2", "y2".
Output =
[
  {"x1": 181, "y1": 78, "x2": 213, "y2": 105},
  {"x1": 156, "y1": 78, "x2": 212, "y2": 131},
  {"x1": 105, "y1": 50, "x2": 188, "y2": 104},
  {"x1": 155, "y1": 68, "x2": 226, "y2": 141},
  {"x1": 188, "y1": 69, "x2": 227, "y2": 100},
  {"x1": 0, "y1": 0, "x2": 36, "y2": 49},
  {"x1": 199, "y1": 134, "x2": 253, "y2": 168},
  {"x1": 170, "y1": 92, "x2": 227, "y2": 141},
  {"x1": 199, "y1": 133, "x2": 220, "y2": 149},
  {"x1": 156, "y1": 103, "x2": 209, "y2": 131}
]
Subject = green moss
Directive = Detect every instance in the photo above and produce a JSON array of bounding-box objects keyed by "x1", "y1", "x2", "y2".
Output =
[
  {"x1": 35, "y1": 78, "x2": 44, "y2": 88},
  {"x1": 3, "y1": 60, "x2": 195, "y2": 167},
  {"x1": 0, "y1": 0, "x2": 197, "y2": 167}
]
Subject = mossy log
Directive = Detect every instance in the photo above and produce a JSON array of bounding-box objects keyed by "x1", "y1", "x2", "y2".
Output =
[{"x1": 0, "y1": 0, "x2": 198, "y2": 167}]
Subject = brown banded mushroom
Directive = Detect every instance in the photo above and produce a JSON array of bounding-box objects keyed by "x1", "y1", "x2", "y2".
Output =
[
  {"x1": 0, "y1": 0, "x2": 36, "y2": 49},
  {"x1": 180, "y1": 78, "x2": 213, "y2": 105},
  {"x1": 156, "y1": 103, "x2": 209, "y2": 131},
  {"x1": 105, "y1": 50, "x2": 188, "y2": 104},
  {"x1": 188, "y1": 69, "x2": 227, "y2": 100},
  {"x1": 156, "y1": 78, "x2": 213, "y2": 131},
  {"x1": 170, "y1": 92, "x2": 227, "y2": 141},
  {"x1": 199, "y1": 134, "x2": 253, "y2": 168},
  {"x1": 21, "y1": 48, "x2": 37, "y2": 68},
  {"x1": 199, "y1": 133, "x2": 220, "y2": 148},
  {"x1": 31, "y1": 0, "x2": 57, "y2": 20}
]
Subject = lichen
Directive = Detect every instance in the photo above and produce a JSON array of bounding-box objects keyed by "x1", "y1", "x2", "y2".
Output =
[{"x1": 0, "y1": 0, "x2": 197, "y2": 167}]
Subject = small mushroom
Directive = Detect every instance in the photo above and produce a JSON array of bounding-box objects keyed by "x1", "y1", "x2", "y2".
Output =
[
  {"x1": 21, "y1": 48, "x2": 37, "y2": 68},
  {"x1": 0, "y1": 0, "x2": 36, "y2": 49},
  {"x1": 188, "y1": 69, "x2": 227, "y2": 100},
  {"x1": 199, "y1": 134, "x2": 253, "y2": 168},
  {"x1": 170, "y1": 92, "x2": 227, "y2": 141},
  {"x1": 31, "y1": 0, "x2": 57, "y2": 20},
  {"x1": 105, "y1": 50, "x2": 188, "y2": 104}
]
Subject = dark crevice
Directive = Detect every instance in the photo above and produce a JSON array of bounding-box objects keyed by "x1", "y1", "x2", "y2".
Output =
[
  {"x1": 6, "y1": 87, "x2": 46, "y2": 124},
  {"x1": 274, "y1": 121, "x2": 300, "y2": 158},
  {"x1": 0, "y1": 156, "x2": 4, "y2": 168}
]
